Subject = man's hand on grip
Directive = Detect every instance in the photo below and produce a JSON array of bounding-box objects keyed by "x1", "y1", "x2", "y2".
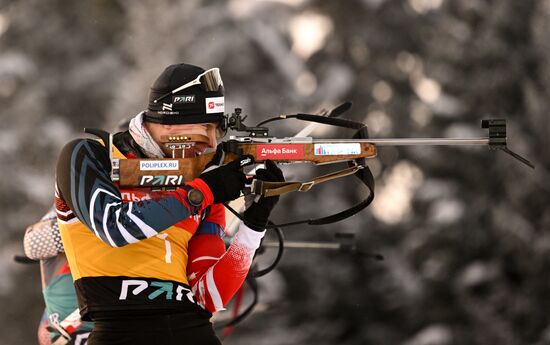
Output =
[
  {"x1": 244, "y1": 160, "x2": 285, "y2": 231},
  {"x1": 200, "y1": 147, "x2": 254, "y2": 204}
]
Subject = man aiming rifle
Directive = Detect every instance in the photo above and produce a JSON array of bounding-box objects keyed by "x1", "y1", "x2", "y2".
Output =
[{"x1": 55, "y1": 63, "x2": 284, "y2": 345}]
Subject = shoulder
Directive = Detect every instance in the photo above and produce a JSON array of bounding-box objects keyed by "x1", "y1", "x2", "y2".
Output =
[
  {"x1": 59, "y1": 138, "x2": 106, "y2": 156},
  {"x1": 56, "y1": 138, "x2": 111, "y2": 199},
  {"x1": 57, "y1": 138, "x2": 109, "y2": 168}
]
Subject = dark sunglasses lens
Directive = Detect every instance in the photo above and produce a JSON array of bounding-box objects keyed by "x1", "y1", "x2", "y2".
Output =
[{"x1": 200, "y1": 69, "x2": 223, "y2": 92}]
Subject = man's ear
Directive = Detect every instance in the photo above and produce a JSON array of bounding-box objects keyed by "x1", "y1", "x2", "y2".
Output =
[{"x1": 207, "y1": 125, "x2": 218, "y2": 148}]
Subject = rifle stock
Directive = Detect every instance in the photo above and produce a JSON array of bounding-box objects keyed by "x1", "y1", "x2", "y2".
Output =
[{"x1": 117, "y1": 142, "x2": 377, "y2": 188}]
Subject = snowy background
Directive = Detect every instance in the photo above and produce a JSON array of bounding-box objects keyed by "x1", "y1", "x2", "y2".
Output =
[{"x1": 0, "y1": 0, "x2": 549, "y2": 344}]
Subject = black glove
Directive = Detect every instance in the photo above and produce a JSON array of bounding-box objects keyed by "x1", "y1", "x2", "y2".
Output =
[
  {"x1": 200, "y1": 147, "x2": 254, "y2": 204},
  {"x1": 244, "y1": 160, "x2": 285, "y2": 231}
]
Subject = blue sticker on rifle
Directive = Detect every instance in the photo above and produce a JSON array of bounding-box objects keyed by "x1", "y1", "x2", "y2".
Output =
[{"x1": 314, "y1": 143, "x2": 361, "y2": 155}]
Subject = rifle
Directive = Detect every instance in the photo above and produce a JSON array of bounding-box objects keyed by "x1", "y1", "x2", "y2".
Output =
[
  {"x1": 91, "y1": 109, "x2": 531, "y2": 186},
  {"x1": 85, "y1": 104, "x2": 533, "y2": 228}
]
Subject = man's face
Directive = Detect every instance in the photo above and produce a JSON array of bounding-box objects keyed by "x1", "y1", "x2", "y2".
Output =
[{"x1": 144, "y1": 122, "x2": 218, "y2": 157}]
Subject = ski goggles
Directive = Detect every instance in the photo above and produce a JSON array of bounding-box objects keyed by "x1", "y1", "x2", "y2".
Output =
[{"x1": 153, "y1": 67, "x2": 224, "y2": 104}]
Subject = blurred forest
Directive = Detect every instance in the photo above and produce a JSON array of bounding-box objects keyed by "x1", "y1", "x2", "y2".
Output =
[{"x1": 0, "y1": 0, "x2": 548, "y2": 344}]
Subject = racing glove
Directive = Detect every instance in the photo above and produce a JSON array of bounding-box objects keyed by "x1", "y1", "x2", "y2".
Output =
[
  {"x1": 199, "y1": 146, "x2": 254, "y2": 204},
  {"x1": 243, "y1": 160, "x2": 285, "y2": 231}
]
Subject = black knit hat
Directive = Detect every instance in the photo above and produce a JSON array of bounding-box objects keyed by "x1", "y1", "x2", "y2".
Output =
[{"x1": 144, "y1": 63, "x2": 225, "y2": 125}]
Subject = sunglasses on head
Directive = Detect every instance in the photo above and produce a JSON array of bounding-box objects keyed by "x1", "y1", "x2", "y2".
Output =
[{"x1": 153, "y1": 68, "x2": 224, "y2": 104}]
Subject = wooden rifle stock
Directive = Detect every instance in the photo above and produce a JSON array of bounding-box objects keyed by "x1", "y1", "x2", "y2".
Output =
[{"x1": 117, "y1": 142, "x2": 377, "y2": 189}]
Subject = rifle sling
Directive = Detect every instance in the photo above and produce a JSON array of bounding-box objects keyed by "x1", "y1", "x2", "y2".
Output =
[
  {"x1": 252, "y1": 165, "x2": 363, "y2": 197},
  {"x1": 225, "y1": 161, "x2": 374, "y2": 228}
]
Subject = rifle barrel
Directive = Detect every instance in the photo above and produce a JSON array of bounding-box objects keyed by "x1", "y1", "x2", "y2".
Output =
[{"x1": 313, "y1": 138, "x2": 490, "y2": 146}]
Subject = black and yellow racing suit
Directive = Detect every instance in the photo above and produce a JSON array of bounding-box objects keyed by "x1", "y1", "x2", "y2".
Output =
[{"x1": 55, "y1": 131, "x2": 221, "y2": 345}]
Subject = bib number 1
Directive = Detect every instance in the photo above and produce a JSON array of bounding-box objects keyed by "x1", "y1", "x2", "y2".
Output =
[{"x1": 156, "y1": 234, "x2": 172, "y2": 263}]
